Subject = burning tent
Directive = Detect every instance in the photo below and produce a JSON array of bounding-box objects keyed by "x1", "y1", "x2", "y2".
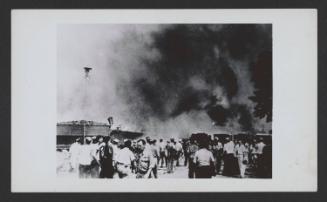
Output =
[{"x1": 109, "y1": 129, "x2": 143, "y2": 141}]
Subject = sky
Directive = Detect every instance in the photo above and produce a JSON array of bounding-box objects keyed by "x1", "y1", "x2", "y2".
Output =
[{"x1": 57, "y1": 24, "x2": 272, "y2": 137}]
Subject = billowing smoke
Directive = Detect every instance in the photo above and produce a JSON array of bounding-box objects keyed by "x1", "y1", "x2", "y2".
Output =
[{"x1": 57, "y1": 24, "x2": 272, "y2": 138}]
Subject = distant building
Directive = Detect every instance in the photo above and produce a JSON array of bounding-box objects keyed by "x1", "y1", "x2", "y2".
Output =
[
  {"x1": 57, "y1": 120, "x2": 143, "y2": 149},
  {"x1": 57, "y1": 120, "x2": 110, "y2": 145}
]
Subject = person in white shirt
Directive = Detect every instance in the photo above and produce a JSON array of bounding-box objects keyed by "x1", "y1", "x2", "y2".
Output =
[
  {"x1": 256, "y1": 138, "x2": 266, "y2": 155},
  {"x1": 69, "y1": 138, "x2": 82, "y2": 172},
  {"x1": 78, "y1": 137, "x2": 99, "y2": 178},
  {"x1": 115, "y1": 140, "x2": 136, "y2": 178},
  {"x1": 175, "y1": 140, "x2": 183, "y2": 166},
  {"x1": 158, "y1": 139, "x2": 167, "y2": 168},
  {"x1": 235, "y1": 140, "x2": 247, "y2": 178},
  {"x1": 256, "y1": 137, "x2": 266, "y2": 177},
  {"x1": 223, "y1": 137, "x2": 235, "y2": 154},
  {"x1": 244, "y1": 142, "x2": 250, "y2": 162},
  {"x1": 222, "y1": 137, "x2": 237, "y2": 176},
  {"x1": 193, "y1": 136, "x2": 215, "y2": 178}
]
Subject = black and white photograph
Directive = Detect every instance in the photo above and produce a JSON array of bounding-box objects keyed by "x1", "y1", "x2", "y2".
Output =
[
  {"x1": 56, "y1": 24, "x2": 272, "y2": 179},
  {"x1": 11, "y1": 9, "x2": 317, "y2": 192}
]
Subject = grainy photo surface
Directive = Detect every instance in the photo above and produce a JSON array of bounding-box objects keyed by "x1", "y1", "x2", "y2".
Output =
[{"x1": 56, "y1": 24, "x2": 272, "y2": 179}]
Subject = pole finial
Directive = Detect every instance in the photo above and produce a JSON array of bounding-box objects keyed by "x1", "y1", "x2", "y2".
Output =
[{"x1": 83, "y1": 67, "x2": 92, "y2": 79}]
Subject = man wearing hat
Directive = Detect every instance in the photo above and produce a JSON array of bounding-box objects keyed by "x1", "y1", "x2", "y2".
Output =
[
  {"x1": 135, "y1": 139, "x2": 156, "y2": 178},
  {"x1": 115, "y1": 139, "x2": 136, "y2": 178}
]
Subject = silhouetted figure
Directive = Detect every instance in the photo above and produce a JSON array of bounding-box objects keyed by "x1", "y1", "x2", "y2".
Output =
[
  {"x1": 193, "y1": 136, "x2": 215, "y2": 178},
  {"x1": 99, "y1": 136, "x2": 114, "y2": 178}
]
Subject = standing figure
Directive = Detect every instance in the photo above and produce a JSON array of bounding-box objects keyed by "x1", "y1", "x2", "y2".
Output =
[
  {"x1": 149, "y1": 139, "x2": 159, "y2": 178},
  {"x1": 243, "y1": 142, "x2": 250, "y2": 166},
  {"x1": 183, "y1": 139, "x2": 190, "y2": 166},
  {"x1": 212, "y1": 137, "x2": 224, "y2": 175},
  {"x1": 111, "y1": 138, "x2": 120, "y2": 175},
  {"x1": 90, "y1": 136, "x2": 102, "y2": 178},
  {"x1": 223, "y1": 137, "x2": 237, "y2": 177},
  {"x1": 256, "y1": 137, "x2": 266, "y2": 177},
  {"x1": 130, "y1": 140, "x2": 138, "y2": 173},
  {"x1": 99, "y1": 136, "x2": 114, "y2": 178},
  {"x1": 78, "y1": 137, "x2": 99, "y2": 178},
  {"x1": 69, "y1": 138, "x2": 82, "y2": 173},
  {"x1": 135, "y1": 139, "x2": 156, "y2": 178},
  {"x1": 115, "y1": 139, "x2": 136, "y2": 179},
  {"x1": 235, "y1": 140, "x2": 247, "y2": 178},
  {"x1": 175, "y1": 140, "x2": 183, "y2": 166},
  {"x1": 187, "y1": 139, "x2": 198, "y2": 178},
  {"x1": 193, "y1": 137, "x2": 215, "y2": 178},
  {"x1": 261, "y1": 140, "x2": 272, "y2": 178},
  {"x1": 166, "y1": 139, "x2": 177, "y2": 173},
  {"x1": 158, "y1": 139, "x2": 167, "y2": 168},
  {"x1": 249, "y1": 139, "x2": 258, "y2": 168}
]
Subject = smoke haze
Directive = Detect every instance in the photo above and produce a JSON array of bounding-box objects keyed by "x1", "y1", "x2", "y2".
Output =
[{"x1": 57, "y1": 24, "x2": 272, "y2": 138}]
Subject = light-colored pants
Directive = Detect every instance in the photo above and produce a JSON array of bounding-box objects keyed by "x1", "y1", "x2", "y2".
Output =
[{"x1": 237, "y1": 155, "x2": 246, "y2": 178}]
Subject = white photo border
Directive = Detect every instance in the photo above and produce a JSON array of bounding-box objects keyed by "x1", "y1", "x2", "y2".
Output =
[{"x1": 11, "y1": 9, "x2": 317, "y2": 192}]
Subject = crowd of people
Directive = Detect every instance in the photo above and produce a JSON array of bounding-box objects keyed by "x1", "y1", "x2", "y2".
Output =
[{"x1": 62, "y1": 134, "x2": 271, "y2": 179}]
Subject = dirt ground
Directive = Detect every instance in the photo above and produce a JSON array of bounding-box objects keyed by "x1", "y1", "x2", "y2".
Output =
[{"x1": 56, "y1": 151, "x2": 252, "y2": 179}]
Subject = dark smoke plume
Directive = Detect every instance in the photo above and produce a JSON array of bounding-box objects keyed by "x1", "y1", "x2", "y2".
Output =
[
  {"x1": 114, "y1": 24, "x2": 272, "y2": 135},
  {"x1": 57, "y1": 24, "x2": 272, "y2": 137}
]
